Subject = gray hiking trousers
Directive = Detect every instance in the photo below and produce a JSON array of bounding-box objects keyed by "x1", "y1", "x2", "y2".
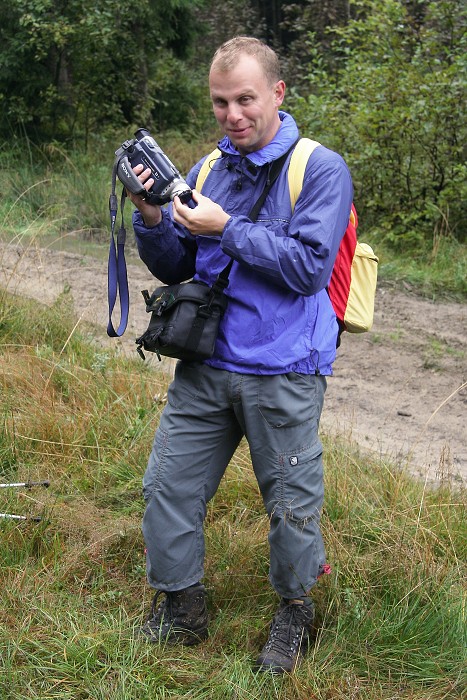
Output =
[{"x1": 142, "y1": 361, "x2": 327, "y2": 599}]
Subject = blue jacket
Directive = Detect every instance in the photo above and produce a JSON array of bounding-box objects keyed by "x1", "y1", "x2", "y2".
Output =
[{"x1": 133, "y1": 112, "x2": 353, "y2": 375}]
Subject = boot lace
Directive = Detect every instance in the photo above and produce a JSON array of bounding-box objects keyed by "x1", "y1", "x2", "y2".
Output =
[
  {"x1": 263, "y1": 603, "x2": 312, "y2": 657},
  {"x1": 150, "y1": 591, "x2": 170, "y2": 626},
  {"x1": 150, "y1": 590, "x2": 187, "y2": 629}
]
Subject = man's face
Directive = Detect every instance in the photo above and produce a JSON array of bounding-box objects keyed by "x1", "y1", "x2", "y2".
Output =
[{"x1": 209, "y1": 54, "x2": 285, "y2": 155}]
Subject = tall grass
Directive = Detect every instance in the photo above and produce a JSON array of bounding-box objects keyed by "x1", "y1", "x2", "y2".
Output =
[
  {"x1": 375, "y1": 235, "x2": 467, "y2": 300},
  {"x1": 0, "y1": 291, "x2": 465, "y2": 699}
]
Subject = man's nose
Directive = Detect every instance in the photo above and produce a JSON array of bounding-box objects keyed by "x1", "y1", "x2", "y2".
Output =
[{"x1": 226, "y1": 103, "x2": 242, "y2": 123}]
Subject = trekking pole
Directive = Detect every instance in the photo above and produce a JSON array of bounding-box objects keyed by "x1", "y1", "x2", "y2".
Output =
[
  {"x1": 0, "y1": 480, "x2": 50, "y2": 489},
  {"x1": 0, "y1": 480, "x2": 50, "y2": 522},
  {"x1": 0, "y1": 513, "x2": 42, "y2": 522}
]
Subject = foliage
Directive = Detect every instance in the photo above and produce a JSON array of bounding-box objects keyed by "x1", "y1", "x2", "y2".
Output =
[
  {"x1": 191, "y1": 0, "x2": 265, "y2": 66},
  {"x1": 0, "y1": 0, "x2": 208, "y2": 143},
  {"x1": 0, "y1": 0, "x2": 466, "y2": 284},
  {"x1": 0, "y1": 289, "x2": 465, "y2": 699},
  {"x1": 288, "y1": 0, "x2": 467, "y2": 251}
]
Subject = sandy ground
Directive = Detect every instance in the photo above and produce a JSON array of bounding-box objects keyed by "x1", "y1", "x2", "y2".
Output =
[{"x1": 1, "y1": 240, "x2": 465, "y2": 486}]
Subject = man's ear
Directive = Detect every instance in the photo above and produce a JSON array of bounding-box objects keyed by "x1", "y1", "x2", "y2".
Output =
[{"x1": 274, "y1": 80, "x2": 286, "y2": 107}]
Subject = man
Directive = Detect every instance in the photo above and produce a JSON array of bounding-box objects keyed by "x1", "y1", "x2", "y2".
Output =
[{"x1": 129, "y1": 36, "x2": 353, "y2": 673}]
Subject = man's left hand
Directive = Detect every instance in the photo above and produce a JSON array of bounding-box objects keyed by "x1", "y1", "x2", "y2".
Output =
[{"x1": 172, "y1": 190, "x2": 230, "y2": 235}]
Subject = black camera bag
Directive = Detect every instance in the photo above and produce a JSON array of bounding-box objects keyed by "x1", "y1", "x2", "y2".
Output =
[
  {"x1": 134, "y1": 143, "x2": 297, "y2": 362},
  {"x1": 136, "y1": 273, "x2": 230, "y2": 361}
]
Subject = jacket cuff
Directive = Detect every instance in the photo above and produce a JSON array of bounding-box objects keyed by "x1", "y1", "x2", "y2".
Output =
[
  {"x1": 220, "y1": 215, "x2": 245, "y2": 256},
  {"x1": 132, "y1": 208, "x2": 168, "y2": 234}
]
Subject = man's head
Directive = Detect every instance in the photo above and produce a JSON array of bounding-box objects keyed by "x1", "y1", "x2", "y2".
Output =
[{"x1": 209, "y1": 37, "x2": 286, "y2": 155}]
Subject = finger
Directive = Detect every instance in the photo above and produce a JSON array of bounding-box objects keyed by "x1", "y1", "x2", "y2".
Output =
[
  {"x1": 139, "y1": 168, "x2": 153, "y2": 183},
  {"x1": 172, "y1": 198, "x2": 189, "y2": 225},
  {"x1": 172, "y1": 195, "x2": 187, "y2": 216}
]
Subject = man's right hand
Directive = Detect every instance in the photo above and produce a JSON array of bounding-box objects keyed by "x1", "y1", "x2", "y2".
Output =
[{"x1": 127, "y1": 164, "x2": 162, "y2": 227}]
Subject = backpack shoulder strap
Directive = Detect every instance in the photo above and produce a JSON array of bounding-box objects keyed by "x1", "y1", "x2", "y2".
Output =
[
  {"x1": 196, "y1": 148, "x2": 222, "y2": 191},
  {"x1": 288, "y1": 137, "x2": 321, "y2": 211}
]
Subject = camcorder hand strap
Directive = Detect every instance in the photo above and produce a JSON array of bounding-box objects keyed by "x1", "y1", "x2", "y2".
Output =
[{"x1": 107, "y1": 162, "x2": 130, "y2": 337}]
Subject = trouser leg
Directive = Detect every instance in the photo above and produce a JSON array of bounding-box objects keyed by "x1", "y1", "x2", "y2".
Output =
[
  {"x1": 142, "y1": 362, "x2": 243, "y2": 591},
  {"x1": 238, "y1": 372, "x2": 327, "y2": 599}
]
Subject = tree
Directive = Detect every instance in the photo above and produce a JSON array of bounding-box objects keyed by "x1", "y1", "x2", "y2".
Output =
[
  {"x1": 0, "y1": 0, "x2": 207, "y2": 144},
  {"x1": 289, "y1": 0, "x2": 466, "y2": 247}
]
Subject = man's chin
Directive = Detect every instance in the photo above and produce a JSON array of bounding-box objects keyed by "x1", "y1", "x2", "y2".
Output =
[
  {"x1": 228, "y1": 130, "x2": 254, "y2": 149},
  {"x1": 230, "y1": 137, "x2": 256, "y2": 155}
]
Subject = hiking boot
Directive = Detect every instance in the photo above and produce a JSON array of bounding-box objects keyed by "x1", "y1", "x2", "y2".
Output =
[
  {"x1": 140, "y1": 583, "x2": 208, "y2": 646},
  {"x1": 254, "y1": 599, "x2": 314, "y2": 673}
]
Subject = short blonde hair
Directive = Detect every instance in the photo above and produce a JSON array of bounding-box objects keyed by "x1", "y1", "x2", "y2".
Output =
[{"x1": 210, "y1": 36, "x2": 281, "y2": 86}]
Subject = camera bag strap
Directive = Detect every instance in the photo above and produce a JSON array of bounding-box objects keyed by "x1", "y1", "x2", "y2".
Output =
[
  {"x1": 208, "y1": 138, "x2": 299, "y2": 292},
  {"x1": 179, "y1": 150, "x2": 291, "y2": 354}
]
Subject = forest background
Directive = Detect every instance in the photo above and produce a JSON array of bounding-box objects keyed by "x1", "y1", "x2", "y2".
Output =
[{"x1": 0, "y1": 2, "x2": 466, "y2": 699}]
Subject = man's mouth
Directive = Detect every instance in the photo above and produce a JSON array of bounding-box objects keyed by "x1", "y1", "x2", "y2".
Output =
[{"x1": 229, "y1": 126, "x2": 251, "y2": 137}]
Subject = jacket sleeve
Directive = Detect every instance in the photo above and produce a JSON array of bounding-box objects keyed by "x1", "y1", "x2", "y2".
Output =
[
  {"x1": 133, "y1": 208, "x2": 198, "y2": 284},
  {"x1": 220, "y1": 150, "x2": 353, "y2": 296}
]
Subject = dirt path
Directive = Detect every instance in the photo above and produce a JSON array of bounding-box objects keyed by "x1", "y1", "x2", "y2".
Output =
[{"x1": 1, "y1": 240, "x2": 465, "y2": 485}]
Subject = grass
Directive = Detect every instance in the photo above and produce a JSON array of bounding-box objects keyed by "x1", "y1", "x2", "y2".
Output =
[
  {"x1": 0, "y1": 130, "x2": 218, "y2": 252},
  {"x1": 0, "y1": 290, "x2": 465, "y2": 700},
  {"x1": 371, "y1": 234, "x2": 467, "y2": 301}
]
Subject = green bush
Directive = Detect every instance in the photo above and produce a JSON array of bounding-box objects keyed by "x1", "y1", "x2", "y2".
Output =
[
  {"x1": 0, "y1": 0, "x2": 209, "y2": 144},
  {"x1": 289, "y1": 0, "x2": 466, "y2": 251}
]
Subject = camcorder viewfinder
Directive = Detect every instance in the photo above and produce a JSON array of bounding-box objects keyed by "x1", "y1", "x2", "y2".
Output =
[{"x1": 115, "y1": 128, "x2": 193, "y2": 206}]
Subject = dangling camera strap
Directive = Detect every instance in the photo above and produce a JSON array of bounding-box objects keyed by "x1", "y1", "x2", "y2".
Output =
[
  {"x1": 107, "y1": 160, "x2": 130, "y2": 337},
  {"x1": 106, "y1": 139, "x2": 298, "y2": 339}
]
